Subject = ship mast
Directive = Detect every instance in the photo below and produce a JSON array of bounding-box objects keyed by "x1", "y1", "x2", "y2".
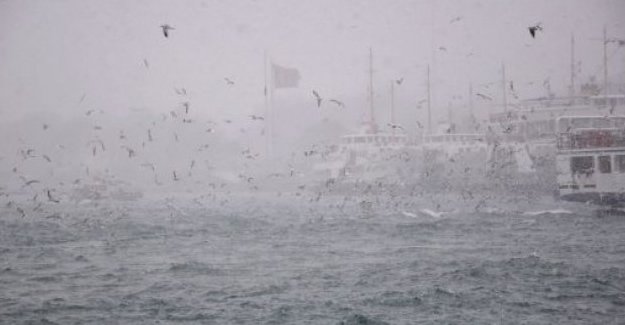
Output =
[
  {"x1": 368, "y1": 48, "x2": 376, "y2": 131},
  {"x1": 501, "y1": 62, "x2": 507, "y2": 112},
  {"x1": 603, "y1": 26, "x2": 608, "y2": 99},
  {"x1": 427, "y1": 64, "x2": 432, "y2": 135},
  {"x1": 570, "y1": 33, "x2": 576, "y2": 100},
  {"x1": 390, "y1": 80, "x2": 395, "y2": 135}
]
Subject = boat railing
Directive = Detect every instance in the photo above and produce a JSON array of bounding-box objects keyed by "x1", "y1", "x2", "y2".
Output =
[{"x1": 557, "y1": 128, "x2": 625, "y2": 150}]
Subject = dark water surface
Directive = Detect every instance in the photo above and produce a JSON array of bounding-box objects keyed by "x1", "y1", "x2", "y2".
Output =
[{"x1": 1, "y1": 193, "x2": 624, "y2": 324}]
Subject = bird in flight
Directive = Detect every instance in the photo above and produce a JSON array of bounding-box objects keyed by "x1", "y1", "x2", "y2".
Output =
[
  {"x1": 249, "y1": 115, "x2": 264, "y2": 120},
  {"x1": 329, "y1": 99, "x2": 345, "y2": 108},
  {"x1": 224, "y1": 78, "x2": 235, "y2": 85},
  {"x1": 395, "y1": 77, "x2": 404, "y2": 85},
  {"x1": 476, "y1": 93, "x2": 493, "y2": 101},
  {"x1": 528, "y1": 23, "x2": 543, "y2": 38},
  {"x1": 449, "y1": 16, "x2": 463, "y2": 24},
  {"x1": 312, "y1": 90, "x2": 322, "y2": 107},
  {"x1": 388, "y1": 123, "x2": 405, "y2": 131},
  {"x1": 160, "y1": 24, "x2": 175, "y2": 38},
  {"x1": 46, "y1": 189, "x2": 60, "y2": 203}
]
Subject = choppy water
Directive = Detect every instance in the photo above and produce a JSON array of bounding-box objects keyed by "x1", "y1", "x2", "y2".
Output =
[{"x1": 1, "y1": 192, "x2": 624, "y2": 324}]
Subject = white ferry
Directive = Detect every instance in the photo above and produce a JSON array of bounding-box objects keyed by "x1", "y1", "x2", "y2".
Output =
[
  {"x1": 487, "y1": 94, "x2": 625, "y2": 174},
  {"x1": 313, "y1": 122, "x2": 411, "y2": 179},
  {"x1": 555, "y1": 116, "x2": 625, "y2": 205}
]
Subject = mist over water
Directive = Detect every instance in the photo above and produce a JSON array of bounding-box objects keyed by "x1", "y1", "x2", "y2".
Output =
[{"x1": 1, "y1": 0, "x2": 625, "y2": 324}]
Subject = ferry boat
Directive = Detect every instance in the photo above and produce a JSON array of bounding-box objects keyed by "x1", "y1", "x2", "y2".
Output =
[
  {"x1": 312, "y1": 122, "x2": 411, "y2": 179},
  {"x1": 486, "y1": 94, "x2": 625, "y2": 174},
  {"x1": 555, "y1": 115, "x2": 625, "y2": 205}
]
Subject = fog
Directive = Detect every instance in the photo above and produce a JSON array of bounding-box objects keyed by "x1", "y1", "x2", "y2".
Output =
[{"x1": 1, "y1": 1, "x2": 625, "y2": 324}]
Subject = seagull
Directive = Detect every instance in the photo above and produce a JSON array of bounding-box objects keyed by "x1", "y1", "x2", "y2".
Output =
[
  {"x1": 41, "y1": 155, "x2": 52, "y2": 163},
  {"x1": 121, "y1": 145, "x2": 136, "y2": 158},
  {"x1": 395, "y1": 77, "x2": 404, "y2": 85},
  {"x1": 528, "y1": 23, "x2": 543, "y2": 38},
  {"x1": 416, "y1": 121, "x2": 424, "y2": 129},
  {"x1": 312, "y1": 90, "x2": 322, "y2": 107},
  {"x1": 87, "y1": 139, "x2": 106, "y2": 151},
  {"x1": 419, "y1": 208, "x2": 445, "y2": 218},
  {"x1": 22, "y1": 179, "x2": 40, "y2": 188},
  {"x1": 476, "y1": 93, "x2": 493, "y2": 101},
  {"x1": 141, "y1": 163, "x2": 156, "y2": 172},
  {"x1": 388, "y1": 123, "x2": 405, "y2": 131},
  {"x1": 183, "y1": 102, "x2": 190, "y2": 114},
  {"x1": 449, "y1": 16, "x2": 463, "y2": 24},
  {"x1": 160, "y1": 24, "x2": 175, "y2": 38},
  {"x1": 143, "y1": 59, "x2": 149, "y2": 69},
  {"x1": 329, "y1": 99, "x2": 345, "y2": 108},
  {"x1": 224, "y1": 78, "x2": 235, "y2": 85},
  {"x1": 249, "y1": 115, "x2": 264, "y2": 120},
  {"x1": 173, "y1": 171, "x2": 179, "y2": 181},
  {"x1": 46, "y1": 189, "x2": 60, "y2": 203}
]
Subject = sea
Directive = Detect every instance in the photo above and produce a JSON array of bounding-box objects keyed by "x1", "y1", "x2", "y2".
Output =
[{"x1": 1, "y1": 190, "x2": 624, "y2": 324}]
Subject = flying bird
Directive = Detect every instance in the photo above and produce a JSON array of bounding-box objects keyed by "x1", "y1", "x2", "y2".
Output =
[
  {"x1": 528, "y1": 23, "x2": 543, "y2": 38},
  {"x1": 476, "y1": 93, "x2": 493, "y2": 101},
  {"x1": 46, "y1": 189, "x2": 60, "y2": 203},
  {"x1": 224, "y1": 78, "x2": 235, "y2": 85},
  {"x1": 141, "y1": 163, "x2": 156, "y2": 172},
  {"x1": 249, "y1": 115, "x2": 264, "y2": 120},
  {"x1": 329, "y1": 99, "x2": 345, "y2": 108},
  {"x1": 160, "y1": 24, "x2": 175, "y2": 38},
  {"x1": 121, "y1": 145, "x2": 136, "y2": 158},
  {"x1": 143, "y1": 59, "x2": 149, "y2": 69},
  {"x1": 395, "y1": 77, "x2": 404, "y2": 85},
  {"x1": 183, "y1": 102, "x2": 190, "y2": 114},
  {"x1": 312, "y1": 90, "x2": 322, "y2": 107},
  {"x1": 387, "y1": 123, "x2": 405, "y2": 131},
  {"x1": 449, "y1": 16, "x2": 463, "y2": 24}
]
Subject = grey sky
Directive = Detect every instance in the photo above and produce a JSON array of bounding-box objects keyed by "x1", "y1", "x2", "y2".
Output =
[{"x1": 1, "y1": 0, "x2": 624, "y2": 131}]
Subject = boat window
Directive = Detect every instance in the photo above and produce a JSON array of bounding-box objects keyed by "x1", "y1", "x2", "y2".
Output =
[
  {"x1": 598, "y1": 156, "x2": 612, "y2": 174},
  {"x1": 616, "y1": 155, "x2": 625, "y2": 173},
  {"x1": 570, "y1": 156, "x2": 594, "y2": 175}
]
